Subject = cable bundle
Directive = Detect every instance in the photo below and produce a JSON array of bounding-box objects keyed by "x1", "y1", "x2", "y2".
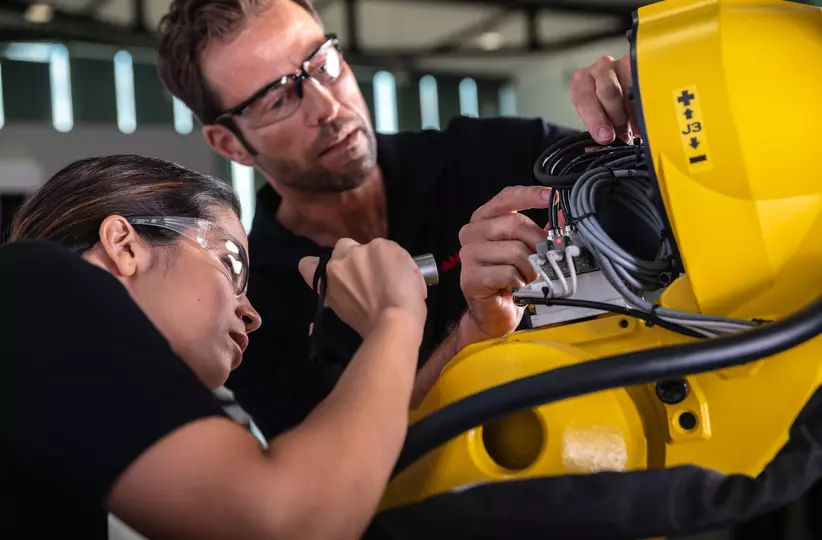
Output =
[{"x1": 532, "y1": 133, "x2": 757, "y2": 338}]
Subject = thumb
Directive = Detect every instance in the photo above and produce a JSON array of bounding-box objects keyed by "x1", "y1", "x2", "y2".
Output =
[{"x1": 298, "y1": 256, "x2": 320, "y2": 289}]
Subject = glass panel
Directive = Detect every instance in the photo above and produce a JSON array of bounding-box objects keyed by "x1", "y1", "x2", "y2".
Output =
[
  {"x1": 396, "y1": 72, "x2": 421, "y2": 132},
  {"x1": 433, "y1": 74, "x2": 462, "y2": 128},
  {"x1": 71, "y1": 56, "x2": 117, "y2": 124},
  {"x1": 49, "y1": 45, "x2": 73, "y2": 132},
  {"x1": 418, "y1": 75, "x2": 439, "y2": 130},
  {"x1": 0, "y1": 59, "x2": 51, "y2": 122},
  {"x1": 477, "y1": 79, "x2": 502, "y2": 118},
  {"x1": 114, "y1": 51, "x2": 136, "y2": 133},
  {"x1": 133, "y1": 61, "x2": 173, "y2": 125},
  {"x1": 373, "y1": 71, "x2": 398, "y2": 134},
  {"x1": 459, "y1": 77, "x2": 479, "y2": 117},
  {"x1": 358, "y1": 78, "x2": 377, "y2": 129}
]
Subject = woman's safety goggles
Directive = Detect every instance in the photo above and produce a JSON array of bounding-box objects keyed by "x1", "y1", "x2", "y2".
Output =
[{"x1": 127, "y1": 216, "x2": 249, "y2": 297}]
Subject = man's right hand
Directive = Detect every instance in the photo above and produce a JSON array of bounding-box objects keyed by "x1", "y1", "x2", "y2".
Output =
[
  {"x1": 457, "y1": 186, "x2": 553, "y2": 348},
  {"x1": 299, "y1": 238, "x2": 428, "y2": 339},
  {"x1": 570, "y1": 54, "x2": 638, "y2": 145}
]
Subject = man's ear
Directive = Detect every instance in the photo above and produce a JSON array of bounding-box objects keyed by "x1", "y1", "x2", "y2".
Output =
[
  {"x1": 94, "y1": 215, "x2": 151, "y2": 278},
  {"x1": 202, "y1": 123, "x2": 255, "y2": 167}
]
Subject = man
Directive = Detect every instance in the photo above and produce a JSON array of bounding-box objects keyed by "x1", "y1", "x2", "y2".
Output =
[{"x1": 156, "y1": 0, "x2": 635, "y2": 439}]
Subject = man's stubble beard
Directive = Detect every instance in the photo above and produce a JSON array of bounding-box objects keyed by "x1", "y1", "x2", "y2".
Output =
[{"x1": 258, "y1": 127, "x2": 378, "y2": 194}]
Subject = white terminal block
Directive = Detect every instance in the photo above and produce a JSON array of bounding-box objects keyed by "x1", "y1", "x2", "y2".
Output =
[{"x1": 518, "y1": 270, "x2": 627, "y2": 327}]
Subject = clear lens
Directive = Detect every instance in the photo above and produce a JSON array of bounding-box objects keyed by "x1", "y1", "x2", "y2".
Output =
[
  {"x1": 207, "y1": 231, "x2": 249, "y2": 296},
  {"x1": 241, "y1": 39, "x2": 344, "y2": 128},
  {"x1": 308, "y1": 44, "x2": 342, "y2": 82}
]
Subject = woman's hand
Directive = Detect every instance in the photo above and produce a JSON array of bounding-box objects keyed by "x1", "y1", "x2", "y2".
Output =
[{"x1": 299, "y1": 238, "x2": 428, "y2": 338}]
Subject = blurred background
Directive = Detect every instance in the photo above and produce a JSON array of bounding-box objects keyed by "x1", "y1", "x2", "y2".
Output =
[{"x1": 1, "y1": 0, "x2": 821, "y2": 538}]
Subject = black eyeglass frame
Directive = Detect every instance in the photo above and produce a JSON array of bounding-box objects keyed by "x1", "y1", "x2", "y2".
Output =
[{"x1": 209, "y1": 33, "x2": 341, "y2": 126}]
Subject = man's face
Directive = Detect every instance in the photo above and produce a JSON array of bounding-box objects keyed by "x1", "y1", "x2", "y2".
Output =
[{"x1": 202, "y1": 0, "x2": 377, "y2": 193}]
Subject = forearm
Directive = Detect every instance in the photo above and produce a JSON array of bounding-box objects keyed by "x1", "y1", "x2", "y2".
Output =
[
  {"x1": 410, "y1": 312, "x2": 489, "y2": 409},
  {"x1": 267, "y1": 308, "x2": 423, "y2": 540}
]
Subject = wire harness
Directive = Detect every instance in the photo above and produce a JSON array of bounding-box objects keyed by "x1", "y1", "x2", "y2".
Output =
[{"x1": 531, "y1": 132, "x2": 757, "y2": 338}]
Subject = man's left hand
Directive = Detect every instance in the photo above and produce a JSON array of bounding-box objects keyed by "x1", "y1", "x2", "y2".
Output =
[{"x1": 456, "y1": 186, "x2": 553, "y2": 349}]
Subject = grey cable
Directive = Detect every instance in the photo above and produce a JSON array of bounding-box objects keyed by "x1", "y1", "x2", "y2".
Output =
[{"x1": 567, "y1": 159, "x2": 756, "y2": 335}]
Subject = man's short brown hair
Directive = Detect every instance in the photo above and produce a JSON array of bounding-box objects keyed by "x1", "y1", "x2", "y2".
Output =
[{"x1": 156, "y1": 0, "x2": 319, "y2": 125}]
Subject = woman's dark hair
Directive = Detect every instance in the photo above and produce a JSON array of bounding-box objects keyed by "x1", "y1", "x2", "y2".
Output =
[{"x1": 11, "y1": 154, "x2": 242, "y2": 253}]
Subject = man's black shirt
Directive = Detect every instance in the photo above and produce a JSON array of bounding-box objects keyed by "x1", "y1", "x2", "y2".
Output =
[
  {"x1": 226, "y1": 116, "x2": 576, "y2": 438},
  {"x1": 0, "y1": 241, "x2": 226, "y2": 539}
]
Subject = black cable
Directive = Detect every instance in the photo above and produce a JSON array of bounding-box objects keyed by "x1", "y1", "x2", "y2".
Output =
[
  {"x1": 392, "y1": 295, "x2": 822, "y2": 477},
  {"x1": 549, "y1": 187, "x2": 559, "y2": 229},
  {"x1": 534, "y1": 133, "x2": 631, "y2": 188},
  {"x1": 308, "y1": 252, "x2": 332, "y2": 365},
  {"x1": 521, "y1": 296, "x2": 705, "y2": 339}
]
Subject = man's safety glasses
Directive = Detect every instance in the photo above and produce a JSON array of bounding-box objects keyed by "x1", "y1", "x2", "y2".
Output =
[
  {"x1": 127, "y1": 216, "x2": 249, "y2": 297},
  {"x1": 212, "y1": 34, "x2": 345, "y2": 129}
]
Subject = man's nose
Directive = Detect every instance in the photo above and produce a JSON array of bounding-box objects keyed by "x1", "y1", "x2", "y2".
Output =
[{"x1": 301, "y1": 78, "x2": 341, "y2": 125}]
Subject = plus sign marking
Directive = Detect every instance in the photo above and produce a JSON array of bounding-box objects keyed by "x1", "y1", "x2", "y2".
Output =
[{"x1": 677, "y1": 90, "x2": 695, "y2": 106}]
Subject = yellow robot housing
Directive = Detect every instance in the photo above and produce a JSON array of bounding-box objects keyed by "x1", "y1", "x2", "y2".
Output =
[{"x1": 375, "y1": 1, "x2": 822, "y2": 536}]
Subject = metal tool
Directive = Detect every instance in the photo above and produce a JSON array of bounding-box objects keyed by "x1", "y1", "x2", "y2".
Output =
[{"x1": 413, "y1": 253, "x2": 439, "y2": 286}]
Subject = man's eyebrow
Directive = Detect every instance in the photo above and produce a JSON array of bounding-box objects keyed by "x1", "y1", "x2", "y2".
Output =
[{"x1": 237, "y1": 36, "x2": 330, "y2": 108}]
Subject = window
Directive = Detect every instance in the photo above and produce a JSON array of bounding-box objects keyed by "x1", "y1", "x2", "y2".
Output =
[
  {"x1": 0, "y1": 62, "x2": 5, "y2": 129},
  {"x1": 373, "y1": 71, "x2": 398, "y2": 134},
  {"x1": 230, "y1": 161, "x2": 256, "y2": 233},
  {"x1": 113, "y1": 51, "x2": 136, "y2": 134},
  {"x1": 419, "y1": 75, "x2": 440, "y2": 130},
  {"x1": 48, "y1": 44, "x2": 72, "y2": 132},
  {"x1": 459, "y1": 77, "x2": 479, "y2": 118},
  {"x1": 133, "y1": 62, "x2": 173, "y2": 125},
  {"x1": 0, "y1": 57, "x2": 51, "y2": 123},
  {"x1": 173, "y1": 97, "x2": 193, "y2": 135},
  {"x1": 499, "y1": 82, "x2": 517, "y2": 116},
  {"x1": 71, "y1": 56, "x2": 117, "y2": 124}
]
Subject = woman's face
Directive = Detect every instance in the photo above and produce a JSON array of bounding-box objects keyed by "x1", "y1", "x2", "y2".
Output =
[{"x1": 95, "y1": 206, "x2": 262, "y2": 389}]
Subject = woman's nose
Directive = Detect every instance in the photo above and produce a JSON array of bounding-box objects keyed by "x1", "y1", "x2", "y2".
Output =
[{"x1": 237, "y1": 296, "x2": 262, "y2": 333}]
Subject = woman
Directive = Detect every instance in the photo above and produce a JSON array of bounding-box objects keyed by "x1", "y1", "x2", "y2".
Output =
[{"x1": 2, "y1": 155, "x2": 427, "y2": 540}]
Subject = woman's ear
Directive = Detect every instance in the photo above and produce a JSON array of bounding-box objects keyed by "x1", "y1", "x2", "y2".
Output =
[{"x1": 93, "y1": 216, "x2": 150, "y2": 278}]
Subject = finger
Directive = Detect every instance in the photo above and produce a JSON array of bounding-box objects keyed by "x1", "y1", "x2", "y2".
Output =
[
  {"x1": 614, "y1": 55, "x2": 641, "y2": 140},
  {"x1": 470, "y1": 265, "x2": 529, "y2": 296},
  {"x1": 461, "y1": 241, "x2": 539, "y2": 284},
  {"x1": 571, "y1": 68, "x2": 614, "y2": 145},
  {"x1": 416, "y1": 268, "x2": 428, "y2": 300},
  {"x1": 471, "y1": 186, "x2": 553, "y2": 222},
  {"x1": 298, "y1": 256, "x2": 320, "y2": 288},
  {"x1": 591, "y1": 57, "x2": 630, "y2": 143},
  {"x1": 460, "y1": 213, "x2": 547, "y2": 250},
  {"x1": 332, "y1": 238, "x2": 359, "y2": 259}
]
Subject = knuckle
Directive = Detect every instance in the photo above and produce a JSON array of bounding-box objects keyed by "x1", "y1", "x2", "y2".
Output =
[
  {"x1": 498, "y1": 185, "x2": 517, "y2": 201},
  {"x1": 458, "y1": 224, "x2": 473, "y2": 245},
  {"x1": 596, "y1": 80, "x2": 623, "y2": 102},
  {"x1": 326, "y1": 258, "x2": 342, "y2": 277},
  {"x1": 515, "y1": 240, "x2": 533, "y2": 259},
  {"x1": 459, "y1": 244, "x2": 477, "y2": 262},
  {"x1": 570, "y1": 69, "x2": 589, "y2": 89},
  {"x1": 595, "y1": 55, "x2": 615, "y2": 69},
  {"x1": 510, "y1": 213, "x2": 534, "y2": 234}
]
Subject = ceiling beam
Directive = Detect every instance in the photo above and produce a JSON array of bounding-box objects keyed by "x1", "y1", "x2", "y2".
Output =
[
  {"x1": 427, "y1": 7, "x2": 516, "y2": 53},
  {"x1": 80, "y1": 0, "x2": 114, "y2": 17},
  {"x1": 0, "y1": 0, "x2": 156, "y2": 48},
  {"x1": 369, "y1": 0, "x2": 643, "y2": 17},
  {"x1": 343, "y1": 24, "x2": 627, "y2": 69},
  {"x1": 344, "y1": 0, "x2": 360, "y2": 53}
]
